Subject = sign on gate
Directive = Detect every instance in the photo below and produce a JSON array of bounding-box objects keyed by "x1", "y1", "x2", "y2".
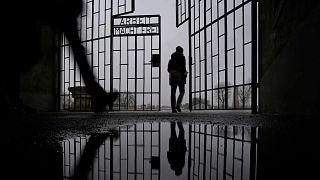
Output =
[{"x1": 113, "y1": 16, "x2": 160, "y2": 36}]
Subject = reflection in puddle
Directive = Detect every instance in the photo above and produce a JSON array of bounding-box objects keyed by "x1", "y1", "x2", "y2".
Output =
[{"x1": 62, "y1": 122, "x2": 257, "y2": 180}]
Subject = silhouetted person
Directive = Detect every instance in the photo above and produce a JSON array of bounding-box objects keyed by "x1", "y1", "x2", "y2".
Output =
[
  {"x1": 168, "y1": 46, "x2": 187, "y2": 113},
  {"x1": 2, "y1": 0, "x2": 118, "y2": 114},
  {"x1": 167, "y1": 121, "x2": 187, "y2": 176}
]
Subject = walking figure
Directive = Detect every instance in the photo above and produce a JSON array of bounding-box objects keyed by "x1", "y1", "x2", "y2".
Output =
[{"x1": 167, "y1": 46, "x2": 187, "y2": 113}]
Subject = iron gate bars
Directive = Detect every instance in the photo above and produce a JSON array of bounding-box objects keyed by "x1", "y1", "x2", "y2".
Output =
[
  {"x1": 62, "y1": 123, "x2": 161, "y2": 180},
  {"x1": 176, "y1": 0, "x2": 259, "y2": 112},
  {"x1": 111, "y1": 15, "x2": 161, "y2": 111},
  {"x1": 187, "y1": 124, "x2": 258, "y2": 180},
  {"x1": 59, "y1": 0, "x2": 161, "y2": 111}
]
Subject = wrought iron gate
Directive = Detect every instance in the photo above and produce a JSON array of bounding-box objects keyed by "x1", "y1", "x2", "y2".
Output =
[
  {"x1": 59, "y1": 0, "x2": 161, "y2": 111},
  {"x1": 176, "y1": 0, "x2": 259, "y2": 112},
  {"x1": 111, "y1": 15, "x2": 161, "y2": 111}
]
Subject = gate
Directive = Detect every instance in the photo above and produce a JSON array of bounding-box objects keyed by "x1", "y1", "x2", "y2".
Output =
[
  {"x1": 111, "y1": 15, "x2": 161, "y2": 111},
  {"x1": 59, "y1": 0, "x2": 161, "y2": 111},
  {"x1": 176, "y1": 0, "x2": 259, "y2": 112}
]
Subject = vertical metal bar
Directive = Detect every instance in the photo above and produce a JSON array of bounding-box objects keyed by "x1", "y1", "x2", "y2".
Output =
[
  {"x1": 134, "y1": 125, "x2": 137, "y2": 180},
  {"x1": 232, "y1": 127, "x2": 236, "y2": 180},
  {"x1": 203, "y1": 125, "x2": 207, "y2": 179},
  {"x1": 198, "y1": 0, "x2": 201, "y2": 110},
  {"x1": 159, "y1": 16, "x2": 162, "y2": 111},
  {"x1": 193, "y1": 2, "x2": 197, "y2": 109},
  {"x1": 241, "y1": 126, "x2": 244, "y2": 180},
  {"x1": 117, "y1": 0, "x2": 120, "y2": 14},
  {"x1": 103, "y1": 138, "x2": 107, "y2": 180},
  {"x1": 143, "y1": 35, "x2": 146, "y2": 111},
  {"x1": 91, "y1": 0, "x2": 95, "y2": 111},
  {"x1": 119, "y1": 127, "x2": 122, "y2": 180},
  {"x1": 127, "y1": 126, "x2": 129, "y2": 180},
  {"x1": 68, "y1": 33, "x2": 71, "y2": 110},
  {"x1": 143, "y1": 124, "x2": 145, "y2": 180},
  {"x1": 158, "y1": 122, "x2": 161, "y2": 180},
  {"x1": 224, "y1": 0, "x2": 229, "y2": 110},
  {"x1": 197, "y1": 124, "x2": 201, "y2": 179},
  {"x1": 210, "y1": 0, "x2": 214, "y2": 110},
  {"x1": 68, "y1": 140, "x2": 71, "y2": 178},
  {"x1": 192, "y1": 124, "x2": 196, "y2": 179},
  {"x1": 176, "y1": 0, "x2": 179, "y2": 27},
  {"x1": 233, "y1": 0, "x2": 237, "y2": 109},
  {"x1": 127, "y1": 36, "x2": 129, "y2": 110},
  {"x1": 209, "y1": 125, "x2": 213, "y2": 179},
  {"x1": 216, "y1": 126, "x2": 219, "y2": 180},
  {"x1": 103, "y1": 1, "x2": 107, "y2": 97},
  {"x1": 204, "y1": 0, "x2": 208, "y2": 109},
  {"x1": 150, "y1": 123, "x2": 153, "y2": 180},
  {"x1": 134, "y1": 36, "x2": 138, "y2": 111},
  {"x1": 150, "y1": 34, "x2": 153, "y2": 110},
  {"x1": 217, "y1": 0, "x2": 220, "y2": 109},
  {"x1": 258, "y1": 0, "x2": 262, "y2": 113},
  {"x1": 251, "y1": 0, "x2": 258, "y2": 113},
  {"x1": 110, "y1": 136, "x2": 114, "y2": 180},
  {"x1": 223, "y1": 126, "x2": 227, "y2": 180},
  {"x1": 188, "y1": 0, "x2": 192, "y2": 111},
  {"x1": 64, "y1": 38, "x2": 67, "y2": 110},
  {"x1": 188, "y1": 124, "x2": 192, "y2": 180},
  {"x1": 132, "y1": 0, "x2": 135, "y2": 12},
  {"x1": 110, "y1": 0, "x2": 114, "y2": 96},
  {"x1": 118, "y1": 36, "x2": 122, "y2": 111},
  {"x1": 242, "y1": 1, "x2": 245, "y2": 109},
  {"x1": 250, "y1": 127, "x2": 257, "y2": 180}
]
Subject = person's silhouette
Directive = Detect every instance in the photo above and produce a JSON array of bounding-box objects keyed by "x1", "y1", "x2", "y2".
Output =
[
  {"x1": 167, "y1": 46, "x2": 187, "y2": 113},
  {"x1": 167, "y1": 121, "x2": 187, "y2": 176}
]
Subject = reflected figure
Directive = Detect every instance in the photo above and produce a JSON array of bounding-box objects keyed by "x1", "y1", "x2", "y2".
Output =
[
  {"x1": 72, "y1": 130, "x2": 119, "y2": 180},
  {"x1": 167, "y1": 121, "x2": 187, "y2": 176}
]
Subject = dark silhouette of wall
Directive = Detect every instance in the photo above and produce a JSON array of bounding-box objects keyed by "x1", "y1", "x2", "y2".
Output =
[
  {"x1": 19, "y1": 25, "x2": 59, "y2": 111},
  {"x1": 260, "y1": 0, "x2": 320, "y2": 116}
]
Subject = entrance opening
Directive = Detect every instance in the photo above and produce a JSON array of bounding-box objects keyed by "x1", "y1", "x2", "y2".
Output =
[{"x1": 176, "y1": 0, "x2": 259, "y2": 112}]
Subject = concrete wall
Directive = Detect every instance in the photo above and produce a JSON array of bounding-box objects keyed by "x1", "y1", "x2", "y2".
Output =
[
  {"x1": 260, "y1": 0, "x2": 320, "y2": 116},
  {"x1": 19, "y1": 25, "x2": 59, "y2": 112}
]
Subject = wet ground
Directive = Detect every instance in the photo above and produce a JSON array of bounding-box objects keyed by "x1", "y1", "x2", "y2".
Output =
[{"x1": 2, "y1": 111, "x2": 317, "y2": 180}]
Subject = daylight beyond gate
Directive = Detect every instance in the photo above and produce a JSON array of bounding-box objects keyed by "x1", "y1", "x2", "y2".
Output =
[
  {"x1": 176, "y1": 0, "x2": 259, "y2": 112},
  {"x1": 59, "y1": 0, "x2": 161, "y2": 111}
]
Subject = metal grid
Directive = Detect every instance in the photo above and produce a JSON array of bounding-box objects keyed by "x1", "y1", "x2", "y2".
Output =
[
  {"x1": 111, "y1": 15, "x2": 161, "y2": 111},
  {"x1": 59, "y1": 0, "x2": 161, "y2": 111},
  {"x1": 188, "y1": 124, "x2": 258, "y2": 180},
  {"x1": 176, "y1": 0, "x2": 189, "y2": 27},
  {"x1": 177, "y1": 0, "x2": 259, "y2": 112},
  {"x1": 62, "y1": 123, "x2": 161, "y2": 180}
]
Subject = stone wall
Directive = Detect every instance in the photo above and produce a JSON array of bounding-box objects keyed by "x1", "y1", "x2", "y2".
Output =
[{"x1": 260, "y1": 0, "x2": 320, "y2": 116}]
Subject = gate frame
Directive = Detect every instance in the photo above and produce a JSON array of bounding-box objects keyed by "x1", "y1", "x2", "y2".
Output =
[{"x1": 110, "y1": 14, "x2": 162, "y2": 111}]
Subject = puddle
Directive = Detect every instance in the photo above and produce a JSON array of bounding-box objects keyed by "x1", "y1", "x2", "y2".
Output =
[
  {"x1": 61, "y1": 122, "x2": 257, "y2": 180},
  {"x1": 4, "y1": 120, "x2": 315, "y2": 180}
]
